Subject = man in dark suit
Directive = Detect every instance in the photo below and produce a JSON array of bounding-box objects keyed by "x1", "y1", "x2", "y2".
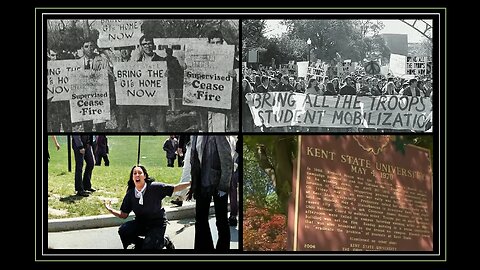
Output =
[
  {"x1": 72, "y1": 135, "x2": 95, "y2": 197},
  {"x1": 188, "y1": 135, "x2": 233, "y2": 250},
  {"x1": 163, "y1": 135, "x2": 178, "y2": 167}
]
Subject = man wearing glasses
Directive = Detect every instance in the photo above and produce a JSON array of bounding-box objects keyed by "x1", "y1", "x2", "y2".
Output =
[{"x1": 131, "y1": 35, "x2": 167, "y2": 132}]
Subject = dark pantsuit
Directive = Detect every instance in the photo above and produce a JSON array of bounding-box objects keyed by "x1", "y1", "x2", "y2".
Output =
[
  {"x1": 73, "y1": 145, "x2": 94, "y2": 192},
  {"x1": 194, "y1": 191, "x2": 230, "y2": 251},
  {"x1": 118, "y1": 220, "x2": 166, "y2": 250}
]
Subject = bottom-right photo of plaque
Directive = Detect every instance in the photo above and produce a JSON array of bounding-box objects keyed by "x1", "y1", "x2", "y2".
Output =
[{"x1": 243, "y1": 135, "x2": 434, "y2": 252}]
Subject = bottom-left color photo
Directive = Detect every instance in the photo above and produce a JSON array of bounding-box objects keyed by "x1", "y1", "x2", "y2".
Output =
[{"x1": 44, "y1": 135, "x2": 239, "y2": 251}]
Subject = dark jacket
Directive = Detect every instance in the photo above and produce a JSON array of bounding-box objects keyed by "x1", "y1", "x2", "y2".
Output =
[
  {"x1": 163, "y1": 138, "x2": 178, "y2": 159},
  {"x1": 190, "y1": 136, "x2": 232, "y2": 197},
  {"x1": 72, "y1": 135, "x2": 93, "y2": 151},
  {"x1": 165, "y1": 55, "x2": 184, "y2": 89}
]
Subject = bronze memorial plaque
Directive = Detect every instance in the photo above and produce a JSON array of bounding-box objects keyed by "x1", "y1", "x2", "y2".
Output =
[{"x1": 288, "y1": 135, "x2": 433, "y2": 251}]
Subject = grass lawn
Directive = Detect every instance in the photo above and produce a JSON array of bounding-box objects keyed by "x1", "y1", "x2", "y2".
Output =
[{"x1": 47, "y1": 135, "x2": 183, "y2": 219}]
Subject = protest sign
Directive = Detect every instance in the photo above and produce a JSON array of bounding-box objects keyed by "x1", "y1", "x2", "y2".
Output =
[
  {"x1": 297, "y1": 61, "x2": 309, "y2": 79},
  {"x1": 47, "y1": 59, "x2": 83, "y2": 101},
  {"x1": 95, "y1": 20, "x2": 143, "y2": 48},
  {"x1": 69, "y1": 69, "x2": 110, "y2": 123},
  {"x1": 114, "y1": 61, "x2": 168, "y2": 106},
  {"x1": 407, "y1": 56, "x2": 432, "y2": 76},
  {"x1": 389, "y1": 54, "x2": 407, "y2": 77},
  {"x1": 183, "y1": 44, "x2": 234, "y2": 110}
]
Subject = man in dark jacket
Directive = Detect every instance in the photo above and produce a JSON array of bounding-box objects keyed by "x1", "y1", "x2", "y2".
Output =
[
  {"x1": 163, "y1": 135, "x2": 178, "y2": 167},
  {"x1": 95, "y1": 135, "x2": 109, "y2": 166},
  {"x1": 72, "y1": 135, "x2": 95, "y2": 196},
  {"x1": 188, "y1": 135, "x2": 233, "y2": 250}
]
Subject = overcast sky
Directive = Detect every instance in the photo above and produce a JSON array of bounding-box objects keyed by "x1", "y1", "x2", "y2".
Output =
[{"x1": 264, "y1": 19, "x2": 432, "y2": 43}]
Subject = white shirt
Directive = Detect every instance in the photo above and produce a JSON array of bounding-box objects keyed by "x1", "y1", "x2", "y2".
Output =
[{"x1": 196, "y1": 136, "x2": 204, "y2": 166}]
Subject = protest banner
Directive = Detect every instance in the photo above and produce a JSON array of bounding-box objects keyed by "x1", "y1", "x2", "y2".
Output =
[
  {"x1": 114, "y1": 61, "x2": 168, "y2": 106},
  {"x1": 69, "y1": 69, "x2": 110, "y2": 123},
  {"x1": 183, "y1": 44, "x2": 234, "y2": 110},
  {"x1": 246, "y1": 92, "x2": 432, "y2": 131},
  {"x1": 95, "y1": 20, "x2": 143, "y2": 48},
  {"x1": 47, "y1": 59, "x2": 83, "y2": 101}
]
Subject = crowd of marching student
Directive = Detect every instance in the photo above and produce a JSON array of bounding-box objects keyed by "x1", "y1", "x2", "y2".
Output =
[
  {"x1": 242, "y1": 65, "x2": 433, "y2": 133},
  {"x1": 242, "y1": 66, "x2": 433, "y2": 97}
]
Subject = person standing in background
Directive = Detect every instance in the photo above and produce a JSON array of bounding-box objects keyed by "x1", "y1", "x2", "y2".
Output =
[
  {"x1": 170, "y1": 135, "x2": 192, "y2": 207},
  {"x1": 95, "y1": 135, "x2": 110, "y2": 166},
  {"x1": 187, "y1": 135, "x2": 233, "y2": 250},
  {"x1": 163, "y1": 135, "x2": 178, "y2": 167},
  {"x1": 72, "y1": 135, "x2": 96, "y2": 197},
  {"x1": 132, "y1": 35, "x2": 167, "y2": 132}
]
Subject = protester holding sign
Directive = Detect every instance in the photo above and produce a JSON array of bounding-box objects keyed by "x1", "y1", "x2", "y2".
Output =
[
  {"x1": 112, "y1": 46, "x2": 133, "y2": 131},
  {"x1": 47, "y1": 49, "x2": 72, "y2": 132},
  {"x1": 76, "y1": 38, "x2": 115, "y2": 132},
  {"x1": 131, "y1": 35, "x2": 168, "y2": 132}
]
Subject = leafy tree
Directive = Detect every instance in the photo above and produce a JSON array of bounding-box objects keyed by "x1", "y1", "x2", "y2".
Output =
[
  {"x1": 241, "y1": 19, "x2": 267, "y2": 61},
  {"x1": 244, "y1": 135, "x2": 297, "y2": 214},
  {"x1": 276, "y1": 35, "x2": 309, "y2": 63},
  {"x1": 142, "y1": 19, "x2": 239, "y2": 45},
  {"x1": 261, "y1": 40, "x2": 282, "y2": 67},
  {"x1": 243, "y1": 144, "x2": 275, "y2": 208},
  {"x1": 47, "y1": 19, "x2": 238, "y2": 56},
  {"x1": 262, "y1": 19, "x2": 389, "y2": 64},
  {"x1": 354, "y1": 20, "x2": 385, "y2": 38},
  {"x1": 47, "y1": 20, "x2": 89, "y2": 53}
]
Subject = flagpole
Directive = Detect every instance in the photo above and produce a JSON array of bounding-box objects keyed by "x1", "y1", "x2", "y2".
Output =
[{"x1": 137, "y1": 135, "x2": 141, "y2": 165}]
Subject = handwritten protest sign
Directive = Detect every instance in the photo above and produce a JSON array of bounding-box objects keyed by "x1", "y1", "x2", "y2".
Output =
[
  {"x1": 297, "y1": 61, "x2": 309, "y2": 79},
  {"x1": 389, "y1": 53, "x2": 407, "y2": 77},
  {"x1": 95, "y1": 20, "x2": 143, "y2": 48},
  {"x1": 183, "y1": 44, "x2": 234, "y2": 110},
  {"x1": 279, "y1": 63, "x2": 298, "y2": 77},
  {"x1": 246, "y1": 92, "x2": 432, "y2": 131},
  {"x1": 114, "y1": 61, "x2": 168, "y2": 106},
  {"x1": 47, "y1": 60, "x2": 82, "y2": 101},
  {"x1": 337, "y1": 60, "x2": 353, "y2": 79},
  {"x1": 407, "y1": 56, "x2": 432, "y2": 76},
  {"x1": 307, "y1": 66, "x2": 326, "y2": 82},
  {"x1": 69, "y1": 70, "x2": 110, "y2": 123}
]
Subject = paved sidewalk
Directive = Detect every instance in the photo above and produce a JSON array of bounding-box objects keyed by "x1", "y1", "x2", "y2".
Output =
[
  {"x1": 48, "y1": 214, "x2": 239, "y2": 250},
  {"x1": 48, "y1": 201, "x2": 205, "y2": 232}
]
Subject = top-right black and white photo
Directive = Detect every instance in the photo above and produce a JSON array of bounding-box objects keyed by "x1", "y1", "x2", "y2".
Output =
[{"x1": 242, "y1": 17, "x2": 438, "y2": 133}]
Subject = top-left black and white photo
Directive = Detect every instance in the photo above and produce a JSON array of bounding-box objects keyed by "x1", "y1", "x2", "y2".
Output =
[{"x1": 45, "y1": 18, "x2": 239, "y2": 133}]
